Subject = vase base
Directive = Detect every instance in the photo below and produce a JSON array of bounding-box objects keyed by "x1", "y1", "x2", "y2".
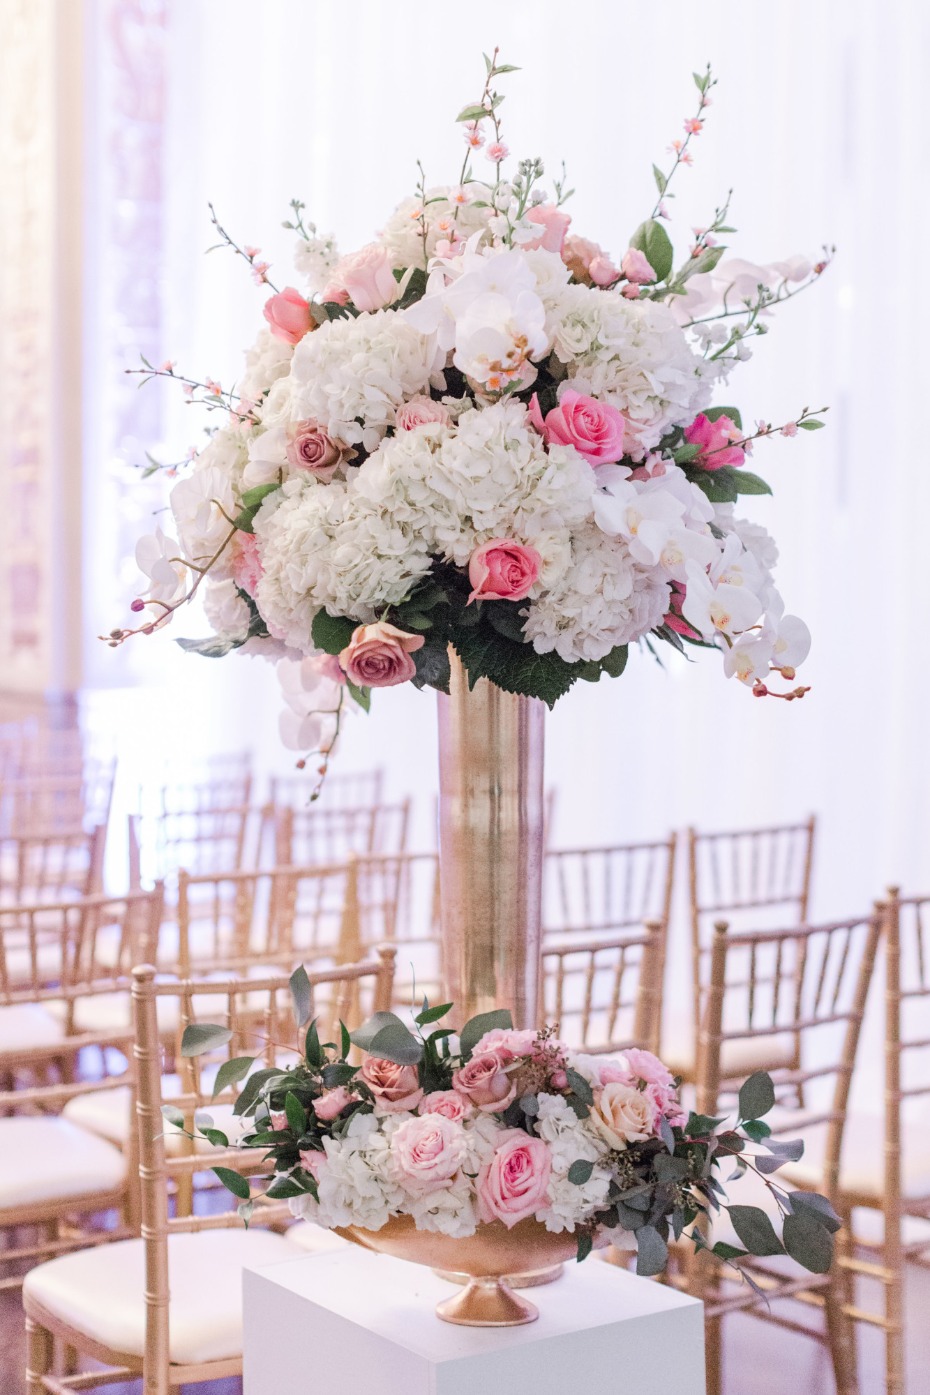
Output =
[
  {"x1": 434, "y1": 1261, "x2": 564, "y2": 1290},
  {"x1": 435, "y1": 1275, "x2": 539, "y2": 1327}
]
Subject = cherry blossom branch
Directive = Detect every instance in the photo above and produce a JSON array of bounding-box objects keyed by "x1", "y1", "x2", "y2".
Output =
[
  {"x1": 293, "y1": 688, "x2": 347, "y2": 802},
  {"x1": 699, "y1": 405, "x2": 829, "y2": 461},
  {"x1": 206, "y1": 202, "x2": 280, "y2": 291},
  {"x1": 650, "y1": 65, "x2": 716, "y2": 219},
  {"x1": 102, "y1": 524, "x2": 238, "y2": 648}
]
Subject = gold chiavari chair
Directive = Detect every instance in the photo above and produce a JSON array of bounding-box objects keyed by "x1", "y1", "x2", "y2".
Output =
[
  {"x1": 269, "y1": 766, "x2": 385, "y2": 810},
  {"x1": 153, "y1": 751, "x2": 253, "y2": 814},
  {"x1": 541, "y1": 920, "x2": 665, "y2": 1056},
  {"x1": 687, "y1": 911, "x2": 881, "y2": 1395},
  {"x1": 0, "y1": 825, "x2": 107, "y2": 907},
  {"x1": 128, "y1": 804, "x2": 267, "y2": 891},
  {"x1": 0, "y1": 759, "x2": 117, "y2": 838},
  {"x1": 543, "y1": 838, "x2": 676, "y2": 942},
  {"x1": 23, "y1": 950, "x2": 397, "y2": 1395},
  {"x1": 350, "y1": 851, "x2": 441, "y2": 1011},
  {"x1": 273, "y1": 797, "x2": 411, "y2": 867}
]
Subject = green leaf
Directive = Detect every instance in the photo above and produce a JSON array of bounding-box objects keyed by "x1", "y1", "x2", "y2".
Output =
[
  {"x1": 783, "y1": 1209, "x2": 834, "y2": 1273},
  {"x1": 629, "y1": 219, "x2": 674, "y2": 283},
  {"x1": 285, "y1": 1091, "x2": 308, "y2": 1137},
  {"x1": 738, "y1": 1072, "x2": 776, "y2": 1122},
  {"x1": 659, "y1": 1116, "x2": 676, "y2": 1155},
  {"x1": 339, "y1": 1020, "x2": 352, "y2": 1059},
  {"x1": 290, "y1": 965, "x2": 313, "y2": 1029},
  {"x1": 788, "y1": 1192, "x2": 842, "y2": 1234},
  {"x1": 411, "y1": 642, "x2": 452, "y2": 695},
  {"x1": 685, "y1": 1112, "x2": 726, "y2": 1136},
  {"x1": 493, "y1": 63, "x2": 520, "y2": 73},
  {"x1": 310, "y1": 610, "x2": 356, "y2": 657},
  {"x1": 320, "y1": 1062, "x2": 357, "y2": 1090},
  {"x1": 678, "y1": 244, "x2": 725, "y2": 283},
  {"x1": 702, "y1": 405, "x2": 744, "y2": 430},
  {"x1": 160, "y1": 1104, "x2": 185, "y2": 1129},
  {"x1": 181, "y1": 1023, "x2": 233, "y2": 1058},
  {"x1": 693, "y1": 468, "x2": 739, "y2": 504},
  {"x1": 452, "y1": 626, "x2": 580, "y2": 709},
  {"x1": 568, "y1": 1159, "x2": 595, "y2": 1185},
  {"x1": 197, "y1": 1125, "x2": 230, "y2": 1149},
  {"x1": 600, "y1": 645, "x2": 628, "y2": 679},
  {"x1": 766, "y1": 1137, "x2": 805, "y2": 1162},
  {"x1": 232, "y1": 1067, "x2": 287, "y2": 1117},
  {"x1": 635, "y1": 1225, "x2": 669, "y2": 1277},
  {"x1": 304, "y1": 1020, "x2": 323, "y2": 1069},
  {"x1": 734, "y1": 471, "x2": 772, "y2": 496},
  {"x1": 266, "y1": 1175, "x2": 307, "y2": 1200},
  {"x1": 693, "y1": 70, "x2": 709, "y2": 94},
  {"x1": 367, "y1": 1020, "x2": 424, "y2": 1066},
  {"x1": 212, "y1": 1057, "x2": 255, "y2": 1099},
  {"x1": 351, "y1": 1011, "x2": 407, "y2": 1053},
  {"x1": 672, "y1": 442, "x2": 702, "y2": 464},
  {"x1": 798, "y1": 418, "x2": 825, "y2": 431},
  {"x1": 237, "y1": 1199, "x2": 254, "y2": 1228},
  {"x1": 345, "y1": 680, "x2": 370, "y2": 712},
  {"x1": 175, "y1": 635, "x2": 244, "y2": 659},
  {"x1": 456, "y1": 104, "x2": 490, "y2": 122},
  {"x1": 564, "y1": 1069, "x2": 593, "y2": 1106},
  {"x1": 520, "y1": 1094, "x2": 539, "y2": 1117},
  {"x1": 484, "y1": 601, "x2": 529, "y2": 643},
  {"x1": 234, "y1": 483, "x2": 279, "y2": 533},
  {"x1": 414, "y1": 1002, "x2": 454, "y2": 1026},
  {"x1": 459, "y1": 1008, "x2": 514, "y2": 1061},
  {"x1": 742, "y1": 1119, "x2": 772, "y2": 1143},
  {"x1": 712, "y1": 1241, "x2": 749, "y2": 1261},
  {"x1": 212, "y1": 1166, "x2": 251, "y2": 1201},
  {"x1": 395, "y1": 267, "x2": 429, "y2": 311},
  {"x1": 576, "y1": 1231, "x2": 593, "y2": 1263},
  {"x1": 652, "y1": 163, "x2": 667, "y2": 195},
  {"x1": 727, "y1": 1205, "x2": 785, "y2": 1257}
]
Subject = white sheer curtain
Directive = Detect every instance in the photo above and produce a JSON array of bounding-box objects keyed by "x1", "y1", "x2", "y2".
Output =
[{"x1": 91, "y1": 0, "x2": 929, "y2": 918}]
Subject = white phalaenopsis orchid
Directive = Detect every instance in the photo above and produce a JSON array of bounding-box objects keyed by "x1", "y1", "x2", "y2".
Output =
[
  {"x1": 682, "y1": 562, "x2": 764, "y2": 641},
  {"x1": 134, "y1": 528, "x2": 186, "y2": 605}
]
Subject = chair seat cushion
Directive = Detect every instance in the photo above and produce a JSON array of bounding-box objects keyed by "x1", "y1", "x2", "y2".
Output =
[
  {"x1": 62, "y1": 1083, "x2": 252, "y2": 1154},
  {"x1": 780, "y1": 1111, "x2": 930, "y2": 1203},
  {"x1": 0, "y1": 1002, "x2": 66, "y2": 1053},
  {"x1": 24, "y1": 1228, "x2": 297, "y2": 1364},
  {"x1": 0, "y1": 1117, "x2": 126, "y2": 1210},
  {"x1": 661, "y1": 1021, "x2": 797, "y2": 1083}
]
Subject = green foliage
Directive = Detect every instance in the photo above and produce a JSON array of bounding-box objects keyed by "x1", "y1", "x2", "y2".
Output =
[
  {"x1": 798, "y1": 418, "x2": 825, "y2": 431},
  {"x1": 290, "y1": 965, "x2": 313, "y2": 1029},
  {"x1": 456, "y1": 104, "x2": 490, "y2": 122},
  {"x1": 636, "y1": 1225, "x2": 669, "y2": 1276},
  {"x1": 576, "y1": 1231, "x2": 593, "y2": 1263},
  {"x1": 175, "y1": 635, "x2": 244, "y2": 659},
  {"x1": 629, "y1": 219, "x2": 674, "y2": 283},
  {"x1": 284, "y1": 1091, "x2": 308, "y2": 1137},
  {"x1": 451, "y1": 626, "x2": 582, "y2": 709},
  {"x1": 734, "y1": 471, "x2": 772, "y2": 496},
  {"x1": 414, "y1": 1002, "x2": 453, "y2": 1027},
  {"x1": 350, "y1": 1011, "x2": 423, "y2": 1066},
  {"x1": 738, "y1": 1072, "x2": 776, "y2": 1122},
  {"x1": 234, "y1": 482, "x2": 279, "y2": 533},
  {"x1": 727, "y1": 1204, "x2": 785, "y2": 1257},
  {"x1": 741, "y1": 1118, "x2": 772, "y2": 1143},
  {"x1": 702, "y1": 405, "x2": 744, "y2": 429},
  {"x1": 180, "y1": 1022, "x2": 233, "y2": 1058},
  {"x1": 311, "y1": 610, "x2": 356, "y2": 656},
  {"x1": 213, "y1": 1166, "x2": 251, "y2": 1200},
  {"x1": 459, "y1": 1008, "x2": 513, "y2": 1061},
  {"x1": 783, "y1": 1209, "x2": 834, "y2": 1273},
  {"x1": 568, "y1": 1159, "x2": 595, "y2": 1185},
  {"x1": 212, "y1": 1057, "x2": 256, "y2": 1099},
  {"x1": 346, "y1": 679, "x2": 370, "y2": 712}
]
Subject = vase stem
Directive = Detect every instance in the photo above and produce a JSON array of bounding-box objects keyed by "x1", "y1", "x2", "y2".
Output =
[{"x1": 437, "y1": 648, "x2": 545, "y2": 1030}]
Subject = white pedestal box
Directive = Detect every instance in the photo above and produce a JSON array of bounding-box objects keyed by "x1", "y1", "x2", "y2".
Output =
[{"x1": 243, "y1": 1247, "x2": 706, "y2": 1395}]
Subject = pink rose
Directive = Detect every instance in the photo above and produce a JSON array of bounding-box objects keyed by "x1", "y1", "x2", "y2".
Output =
[
  {"x1": 419, "y1": 1090, "x2": 471, "y2": 1123},
  {"x1": 467, "y1": 540, "x2": 541, "y2": 605},
  {"x1": 452, "y1": 1050, "x2": 517, "y2": 1114},
  {"x1": 312, "y1": 1085, "x2": 358, "y2": 1122},
  {"x1": 320, "y1": 284, "x2": 350, "y2": 306},
  {"x1": 589, "y1": 254, "x2": 622, "y2": 287},
  {"x1": 622, "y1": 1048, "x2": 674, "y2": 1088},
  {"x1": 269, "y1": 1111, "x2": 288, "y2": 1131},
  {"x1": 476, "y1": 1130, "x2": 552, "y2": 1228},
  {"x1": 529, "y1": 389, "x2": 625, "y2": 466},
  {"x1": 390, "y1": 1113, "x2": 468, "y2": 1192},
  {"x1": 562, "y1": 234, "x2": 617, "y2": 287},
  {"x1": 525, "y1": 204, "x2": 572, "y2": 255},
  {"x1": 338, "y1": 622, "x2": 424, "y2": 689},
  {"x1": 326, "y1": 243, "x2": 397, "y2": 313},
  {"x1": 621, "y1": 247, "x2": 657, "y2": 285},
  {"x1": 360, "y1": 1055, "x2": 424, "y2": 1114},
  {"x1": 232, "y1": 532, "x2": 263, "y2": 598},
  {"x1": 263, "y1": 287, "x2": 313, "y2": 345},
  {"x1": 299, "y1": 1149, "x2": 327, "y2": 1180},
  {"x1": 471, "y1": 1027, "x2": 538, "y2": 1062},
  {"x1": 285, "y1": 419, "x2": 347, "y2": 480},
  {"x1": 395, "y1": 396, "x2": 451, "y2": 431},
  {"x1": 684, "y1": 414, "x2": 746, "y2": 471},
  {"x1": 646, "y1": 1082, "x2": 687, "y2": 1130},
  {"x1": 590, "y1": 1082, "x2": 656, "y2": 1149}
]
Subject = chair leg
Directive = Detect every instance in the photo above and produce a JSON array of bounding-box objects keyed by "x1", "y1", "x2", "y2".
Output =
[
  {"x1": 704, "y1": 1312, "x2": 723, "y2": 1395},
  {"x1": 823, "y1": 1275, "x2": 859, "y2": 1395},
  {"x1": 25, "y1": 1316, "x2": 52, "y2": 1395}
]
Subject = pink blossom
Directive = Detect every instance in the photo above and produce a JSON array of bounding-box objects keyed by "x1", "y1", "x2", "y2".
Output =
[
  {"x1": 621, "y1": 248, "x2": 657, "y2": 285},
  {"x1": 243, "y1": 245, "x2": 261, "y2": 259},
  {"x1": 471, "y1": 1027, "x2": 539, "y2": 1061},
  {"x1": 476, "y1": 1130, "x2": 551, "y2": 1228},
  {"x1": 359, "y1": 1056, "x2": 424, "y2": 1114},
  {"x1": 159, "y1": 360, "x2": 175, "y2": 373},
  {"x1": 467, "y1": 539, "x2": 541, "y2": 604},
  {"x1": 684, "y1": 413, "x2": 746, "y2": 471},
  {"x1": 781, "y1": 421, "x2": 799, "y2": 437},
  {"x1": 684, "y1": 118, "x2": 704, "y2": 135},
  {"x1": 621, "y1": 284, "x2": 641, "y2": 299},
  {"x1": 524, "y1": 204, "x2": 572, "y2": 255},
  {"x1": 338, "y1": 622, "x2": 424, "y2": 689},
  {"x1": 391, "y1": 1113, "x2": 467, "y2": 1192},
  {"x1": 326, "y1": 243, "x2": 397, "y2": 314},
  {"x1": 263, "y1": 287, "x2": 313, "y2": 345},
  {"x1": 232, "y1": 532, "x2": 263, "y2": 598},
  {"x1": 562, "y1": 235, "x2": 617, "y2": 287},
  {"x1": 487, "y1": 141, "x2": 509, "y2": 162},
  {"x1": 623, "y1": 1048, "x2": 675, "y2": 1088},
  {"x1": 395, "y1": 396, "x2": 451, "y2": 431},
  {"x1": 418, "y1": 1090, "x2": 471, "y2": 1123},
  {"x1": 312, "y1": 1086, "x2": 358, "y2": 1122},
  {"x1": 589, "y1": 254, "x2": 621, "y2": 287},
  {"x1": 452, "y1": 1050, "x2": 516, "y2": 1113},
  {"x1": 529, "y1": 389, "x2": 625, "y2": 466}
]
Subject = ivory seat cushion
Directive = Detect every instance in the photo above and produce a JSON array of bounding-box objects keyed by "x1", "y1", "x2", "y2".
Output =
[
  {"x1": 62, "y1": 1083, "x2": 252, "y2": 1153},
  {"x1": 0, "y1": 1002, "x2": 66, "y2": 1053},
  {"x1": 661, "y1": 1021, "x2": 797, "y2": 1083},
  {"x1": 780, "y1": 1111, "x2": 930, "y2": 1203},
  {"x1": 24, "y1": 1228, "x2": 297, "y2": 1365},
  {"x1": 0, "y1": 1117, "x2": 126, "y2": 1210}
]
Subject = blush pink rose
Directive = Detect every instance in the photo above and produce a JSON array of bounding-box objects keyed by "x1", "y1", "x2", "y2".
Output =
[
  {"x1": 476, "y1": 1129, "x2": 552, "y2": 1228},
  {"x1": 470, "y1": 1027, "x2": 538, "y2": 1062},
  {"x1": 646, "y1": 1081, "x2": 687, "y2": 1130},
  {"x1": 232, "y1": 532, "x2": 263, "y2": 597},
  {"x1": 395, "y1": 396, "x2": 451, "y2": 431},
  {"x1": 326, "y1": 243, "x2": 397, "y2": 313},
  {"x1": 263, "y1": 287, "x2": 313, "y2": 345},
  {"x1": 589, "y1": 253, "x2": 622, "y2": 287},
  {"x1": 338, "y1": 622, "x2": 424, "y2": 688},
  {"x1": 621, "y1": 247, "x2": 657, "y2": 285},
  {"x1": 595, "y1": 1059, "x2": 632, "y2": 1086},
  {"x1": 312, "y1": 1085, "x2": 358, "y2": 1122},
  {"x1": 562, "y1": 234, "x2": 618, "y2": 287},
  {"x1": 452, "y1": 1050, "x2": 517, "y2": 1114},
  {"x1": 467, "y1": 540, "x2": 541, "y2": 605},
  {"x1": 525, "y1": 204, "x2": 572, "y2": 254},
  {"x1": 285, "y1": 419, "x2": 346, "y2": 480},
  {"x1": 298, "y1": 1149, "x2": 327, "y2": 1180},
  {"x1": 529, "y1": 389, "x2": 625, "y2": 466},
  {"x1": 390, "y1": 1113, "x2": 468, "y2": 1192},
  {"x1": 419, "y1": 1090, "x2": 471, "y2": 1123},
  {"x1": 623, "y1": 1048, "x2": 675, "y2": 1088},
  {"x1": 683, "y1": 414, "x2": 746, "y2": 471},
  {"x1": 360, "y1": 1055, "x2": 424, "y2": 1114}
]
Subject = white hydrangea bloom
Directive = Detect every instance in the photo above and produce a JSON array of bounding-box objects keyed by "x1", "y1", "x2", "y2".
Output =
[
  {"x1": 237, "y1": 328, "x2": 294, "y2": 408},
  {"x1": 293, "y1": 1113, "x2": 404, "y2": 1232},
  {"x1": 293, "y1": 232, "x2": 339, "y2": 293},
  {"x1": 535, "y1": 1094, "x2": 611, "y2": 1233},
  {"x1": 524, "y1": 523, "x2": 670, "y2": 662},
  {"x1": 406, "y1": 1181, "x2": 477, "y2": 1239},
  {"x1": 289, "y1": 309, "x2": 443, "y2": 452},
  {"x1": 377, "y1": 184, "x2": 496, "y2": 269},
  {"x1": 169, "y1": 439, "x2": 243, "y2": 579}
]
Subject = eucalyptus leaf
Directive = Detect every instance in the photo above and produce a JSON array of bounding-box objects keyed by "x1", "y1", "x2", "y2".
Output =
[
  {"x1": 212, "y1": 1166, "x2": 250, "y2": 1201},
  {"x1": 738, "y1": 1071, "x2": 776, "y2": 1122},
  {"x1": 788, "y1": 1191, "x2": 842, "y2": 1234},
  {"x1": 568, "y1": 1159, "x2": 595, "y2": 1186},
  {"x1": 576, "y1": 1231, "x2": 593, "y2": 1263},
  {"x1": 727, "y1": 1205, "x2": 785, "y2": 1257},
  {"x1": 635, "y1": 1225, "x2": 669, "y2": 1277},
  {"x1": 180, "y1": 1022, "x2": 233, "y2": 1058},
  {"x1": 160, "y1": 1104, "x2": 185, "y2": 1129},
  {"x1": 564, "y1": 1069, "x2": 593, "y2": 1106},
  {"x1": 783, "y1": 1209, "x2": 834, "y2": 1273},
  {"x1": 459, "y1": 1008, "x2": 513, "y2": 1061},
  {"x1": 367, "y1": 1021, "x2": 424, "y2": 1066}
]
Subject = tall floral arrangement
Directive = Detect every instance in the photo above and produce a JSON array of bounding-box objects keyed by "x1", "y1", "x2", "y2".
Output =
[{"x1": 109, "y1": 57, "x2": 829, "y2": 782}]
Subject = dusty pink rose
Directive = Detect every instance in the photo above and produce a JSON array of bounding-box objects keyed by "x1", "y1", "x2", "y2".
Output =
[
  {"x1": 467, "y1": 540, "x2": 541, "y2": 605},
  {"x1": 312, "y1": 1085, "x2": 358, "y2": 1122},
  {"x1": 360, "y1": 1055, "x2": 424, "y2": 1114},
  {"x1": 326, "y1": 243, "x2": 397, "y2": 313},
  {"x1": 418, "y1": 1090, "x2": 471, "y2": 1123},
  {"x1": 562, "y1": 234, "x2": 617, "y2": 287},
  {"x1": 623, "y1": 1048, "x2": 675, "y2": 1088},
  {"x1": 263, "y1": 287, "x2": 313, "y2": 345},
  {"x1": 621, "y1": 247, "x2": 657, "y2": 285},
  {"x1": 452, "y1": 1050, "x2": 517, "y2": 1114},
  {"x1": 285, "y1": 419, "x2": 346, "y2": 480},
  {"x1": 529, "y1": 389, "x2": 625, "y2": 466},
  {"x1": 470, "y1": 1027, "x2": 538, "y2": 1062},
  {"x1": 395, "y1": 396, "x2": 451, "y2": 431},
  {"x1": 390, "y1": 1113, "x2": 468, "y2": 1192},
  {"x1": 596, "y1": 1059, "x2": 633, "y2": 1086},
  {"x1": 684, "y1": 414, "x2": 746, "y2": 471},
  {"x1": 338, "y1": 622, "x2": 424, "y2": 689},
  {"x1": 476, "y1": 1130, "x2": 552, "y2": 1228},
  {"x1": 298, "y1": 1149, "x2": 327, "y2": 1180},
  {"x1": 232, "y1": 532, "x2": 263, "y2": 597},
  {"x1": 320, "y1": 284, "x2": 350, "y2": 306},
  {"x1": 525, "y1": 204, "x2": 572, "y2": 254}
]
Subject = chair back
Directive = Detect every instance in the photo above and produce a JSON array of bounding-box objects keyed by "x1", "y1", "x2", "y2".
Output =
[
  {"x1": 130, "y1": 950, "x2": 396, "y2": 1393},
  {"x1": 129, "y1": 805, "x2": 265, "y2": 888},
  {"x1": 543, "y1": 838, "x2": 676, "y2": 939},
  {"x1": 153, "y1": 752, "x2": 253, "y2": 815},
  {"x1": 269, "y1": 768, "x2": 385, "y2": 810},
  {"x1": 273, "y1": 799, "x2": 410, "y2": 866},
  {"x1": 0, "y1": 823, "x2": 106, "y2": 904},
  {"x1": 0, "y1": 759, "x2": 116, "y2": 836},
  {"x1": 542, "y1": 920, "x2": 664, "y2": 1055}
]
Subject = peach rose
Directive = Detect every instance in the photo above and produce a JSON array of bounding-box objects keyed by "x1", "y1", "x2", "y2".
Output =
[
  {"x1": 395, "y1": 396, "x2": 451, "y2": 431},
  {"x1": 476, "y1": 1129, "x2": 551, "y2": 1228},
  {"x1": 285, "y1": 419, "x2": 346, "y2": 480},
  {"x1": 359, "y1": 1055, "x2": 424, "y2": 1114},
  {"x1": 620, "y1": 247, "x2": 657, "y2": 285},
  {"x1": 327, "y1": 243, "x2": 397, "y2": 313},
  {"x1": 263, "y1": 287, "x2": 313, "y2": 345},
  {"x1": 418, "y1": 1090, "x2": 471, "y2": 1123},
  {"x1": 338, "y1": 622, "x2": 425, "y2": 689},
  {"x1": 525, "y1": 204, "x2": 572, "y2": 254},
  {"x1": 467, "y1": 539, "x2": 541, "y2": 604},
  {"x1": 590, "y1": 1082, "x2": 656, "y2": 1150},
  {"x1": 529, "y1": 389, "x2": 625, "y2": 466},
  {"x1": 312, "y1": 1086, "x2": 358, "y2": 1122},
  {"x1": 390, "y1": 1113, "x2": 468, "y2": 1192},
  {"x1": 452, "y1": 1050, "x2": 516, "y2": 1114}
]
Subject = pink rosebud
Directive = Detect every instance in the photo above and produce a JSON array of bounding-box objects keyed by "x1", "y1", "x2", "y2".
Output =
[
  {"x1": 320, "y1": 284, "x2": 350, "y2": 306},
  {"x1": 684, "y1": 413, "x2": 746, "y2": 471},
  {"x1": 620, "y1": 248, "x2": 657, "y2": 285},
  {"x1": 326, "y1": 243, "x2": 398, "y2": 313},
  {"x1": 451, "y1": 1050, "x2": 517, "y2": 1113},
  {"x1": 550, "y1": 1069, "x2": 569, "y2": 1090},
  {"x1": 621, "y1": 284, "x2": 641, "y2": 299},
  {"x1": 263, "y1": 287, "x2": 313, "y2": 345},
  {"x1": 524, "y1": 204, "x2": 572, "y2": 255},
  {"x1": 476, "y1": 1130, "x2": 551, "y2": 1228},
  {"x1": 285, "y1": 419, "x2": 347, "y2": 481},
  {"x1": 312, "y1": 1085, "x2": 358, "y2": 1122},
  {"x1": 467, "y1": 539, "x2": 541, "y2": 604},
  {"x1": 359, "y1": 1055, "x2": 424, "y2": 1113},
  {"x1": 395, "y1": 396, "x2": 451, "y2": 431},
  {"x1": 269, "y1": 1111, "x2": 288, "y2": 1131},
  {"x1": 298, "y1": 1149, "x2": 327, "y2": 1180},
  {"x1": 529, "y1": 389, "x2": 625, "y2": 466},
  {"x1": 562, "y1": 234, "x2": 614, "y2": 286},
  {"x1": 588, "y1": 253, "x2": 621, "y2": 287},
  {"x1": 338, "y1": 622, "x2": 424, "y2": 689}
]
